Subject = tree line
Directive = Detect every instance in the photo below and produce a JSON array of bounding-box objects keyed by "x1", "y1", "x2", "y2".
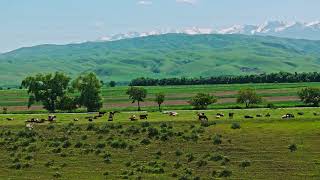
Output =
[
  {"x1": 17, "y1": 72, "x2": 320, "y2": 113},
  {"x1": 130, "y1": 72, "x2": 320, "y2": 86}
]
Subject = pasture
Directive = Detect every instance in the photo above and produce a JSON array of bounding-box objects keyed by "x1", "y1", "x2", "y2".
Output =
[
  {"x1": 1, "y1": 107, "x2": 320, "y2": 179},
  {"x1": 1, "y1": 82, "x2": 320, "y2": 113}
]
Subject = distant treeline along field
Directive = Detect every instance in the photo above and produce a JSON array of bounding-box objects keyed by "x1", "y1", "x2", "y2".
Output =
[{"x1": 130, "y1": 72, "x2": 320, "y2": 86}]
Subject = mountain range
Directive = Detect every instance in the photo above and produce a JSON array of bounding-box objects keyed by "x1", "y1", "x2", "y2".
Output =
[
  {"x1": 1, "y1": 33, "x2": 320, "y2": 87},
  {"x1": 99, "y1": 20, "x2": 320, "y2": 41}
]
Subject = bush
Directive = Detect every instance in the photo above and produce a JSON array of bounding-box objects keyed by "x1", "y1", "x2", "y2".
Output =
[
  {"x1": 239, "y1": 160, "x2": 251, "y2": 168},
  {"x1": 231, "y1": 122, "x2": 241, "y2": 129},
  {"x1": 74, "y1": 141, "x2": 83, "y2": 148},
  {"x1": 209, "y1": 154, "x2": 223, "y2": 161},
  {"x1": 218, "y1": 169, "x2": 232, "y2": 177},
  {"x1": 96, "y1": 143, "x2": 106, "y2": 149},
  {"x1": 62, "y1": 141, "x2": 71, "y2": 148},
  {"x1": 110, "y1": 139, "x2": 127, "y2": 149},
  {"x1": 47, "y1": 125, "x2": 55, "y2": 130},
  {"x1": 53, "y1": 172, "x2": 62, "y2": 178},
  {"x1": 186, "y1": 153, "x2": 195, "y2": 162},
  {"x1": 196, "y1": 160, "x2": 207, "y2": 167},
  {"x1": 140, "y1": 138, "x2": 151, "y2": 145},
  {"x1": 86, "y1": 124, "x2": 96, "y2": 131},
  {"x1": 212, "y1": 134, "x2": 222, "y2": 145},
  {"x1": 141, "y1": 121, "x2": 150, "y2": 128},
  {"x1": 288, "y1": 144, "x2": 297, "y2": 152},
  {"x1": 147, "y1": 127, "x2": 159, "y2": 138},
  {"x1": 175, "y1": 149, "x2": 183, "y2": 156}
]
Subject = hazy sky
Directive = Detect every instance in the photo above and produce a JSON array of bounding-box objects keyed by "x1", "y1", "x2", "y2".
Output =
[{"x1": 0, "y1": 0, "x2": 320, "y2": 52}]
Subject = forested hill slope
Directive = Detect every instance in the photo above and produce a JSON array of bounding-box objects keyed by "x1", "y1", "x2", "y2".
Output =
[{"x1": 1, "y1": 34, "x2": 320, "y2": 86}]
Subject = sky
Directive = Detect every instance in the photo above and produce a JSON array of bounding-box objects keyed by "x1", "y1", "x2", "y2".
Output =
[{"x1": 0, "y1": 0, "x2": 320, "y2": 52}]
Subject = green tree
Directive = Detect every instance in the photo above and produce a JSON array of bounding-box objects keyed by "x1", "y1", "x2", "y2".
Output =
[
  {"x1": 298, "y1": 87, "x2": 320, "y2": 106},
  {"x1": 21, "y1": 72, "x2": 71, "y2": 112},
  {"x1": 237, "y1": 88, "x2": 262, "y2": 108},
  {"x1": 189, "y1": 93, "x2": 217, "y2": 110},
  {"x1": 109, "y1": 81, "x2": 116, "y2": 87},
  {"x1": 154, "y1": 93, "x2": 165, "y2": 111},
  {"x1": 56, "y1": 95, "x2": 78, "y2": 112},
  {"x1": 126, "y1": 86, "x2": 147, "y2": 111},
  {"x1": 72, "y1": 73, "x2": 103, "y2": 112}
]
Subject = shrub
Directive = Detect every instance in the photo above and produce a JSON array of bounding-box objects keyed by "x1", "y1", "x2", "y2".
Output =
[
  {"x1": 110, "y1": 139, "x2": 127, "y2": 149},
  {"x1": 288, "y1": 144, "x2": 297, "y2": 152},
  {"x1": 147, "y1": 127, "x2": 159, "y2": 138},
  {"x1": 141, "y1": 121, "x2": 150, "y2": 128},
  {"x1": 212, "y1": 134, "x2": 222, "y2": 145},
  {"x1": 74, "y1": 141, "x2": 83, "y2": 148},
  {"x1": 47, "y1": 125, "x2": 55, "y2": 130},
  {"x1": 96, "y1": 143, "x2": 106, "y2": 149},
  {"x1": 186, "y1": 153, "x2": 195, "y2": 162},
  {"x1": 62, "y1": 141, "x2": 71, "y2": 148},
  {"x1": 239, "y1": 160, "x2": 251, "y2": 168},
  {"x1": 209, "y1": 154, "x2": 223, "y2": 161},
  {"x1": 175, "y1": 149, "x2": 183, "y2": 156},
  {"x1": 231, "y1": 122, "x2": 241, "y2": 129},
  {"x1": 86, "y1": 124, "x2": 96, "y2": 131},
  {"x1": 174, "y1": 161, "x2": 182, "y2": 169},
  {"x1": 81, "y1": 135, "x2": 87, "y2": 140},
  {"x1": 196, "y1": 160, "x2": 207, "y2": 167},
  {"x1": 53, "y1": 172, "x2": 62, "y2": 178},
  {"x1": 140, "y1": 138, "x2": 151, "y2": 145},
  {"x1": 219, "y1": 169, "x2": 232, "y2": 177},
  {"x1": 11, "y1": 162, "x2": 22, "y2": 169}
]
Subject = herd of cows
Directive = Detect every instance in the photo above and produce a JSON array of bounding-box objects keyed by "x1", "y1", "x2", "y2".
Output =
[{"x1": 2, "y1": 110, "x2": 319, "y2": 131}]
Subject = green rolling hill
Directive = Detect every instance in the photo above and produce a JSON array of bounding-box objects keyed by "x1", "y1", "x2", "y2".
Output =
[{"x1": 1, "y1": 34, "x2": 320, "y2": 86}]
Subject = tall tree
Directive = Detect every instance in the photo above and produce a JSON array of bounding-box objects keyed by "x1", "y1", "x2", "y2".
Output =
[
  {"x1": 154, "y1": 93, "x2": 165, "y2": 111},
  {"x1": 298, "y1": 87, "x2": 320, "y2": 106},
  {"x1": 109, "y1": 81, "x2": 116, "y2": 87},
  {"x1": 237, "y1": 88, "x2": 262, "y2": 108},
  {"x1": 126, "y1": 86, "x2": 147, "y2": 111},
  {"x1": 189, "y1": 93, "x2": 217, "y2": 110},
  {"x1": 21, "y1": 72, "x2": 71, "y2": 112},
  {"x1": 72, "y1": 73, "x2": 103, "y2": 112}
]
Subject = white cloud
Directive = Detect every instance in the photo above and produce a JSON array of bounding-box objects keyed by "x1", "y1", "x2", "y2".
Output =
[
  {"x1": 176, "y1": 0, "x2": 197, "y2": 5},
  {"x1": 137, "y1": 1, "x2": 152, "y2": 5}
]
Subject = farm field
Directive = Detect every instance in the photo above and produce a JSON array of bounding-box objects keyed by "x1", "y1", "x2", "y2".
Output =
[
  {"x1": 0, "y1": 108, "x2": 320, "y2": 179},
  {"x1": 1, "y1": 82, "x2": 319, "y2": 113}
]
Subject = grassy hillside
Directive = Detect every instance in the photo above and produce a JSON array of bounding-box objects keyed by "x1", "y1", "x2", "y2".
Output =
[
  {"x1": 1, "y1": 34, "x2": 320, "y2": 86},
  {"x1": 1, "y1": 108, "x2": 320, "y2": 179}
]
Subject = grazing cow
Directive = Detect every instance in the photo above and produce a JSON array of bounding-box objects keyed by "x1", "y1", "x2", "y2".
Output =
[
  {"x1": 88, "y1": 118, "x2": 93, "y2": 122},
  {"x1": 99, "y1": 112, "x2": 106, "y2": 116},
  {"x1": 169, "y1": 112, "x2": 179, "y2": 116},
  {"x1": 6, "y1": 118, "x2": 13, "y2": 121},
  {"x1": 229, "y1": 113, "x2": 234, "y2": 118},
  {"x1": 108, "y1": 111, "x2": 120, "y2": 121},
  {"x1": 265, "y1": 113, "x2": 271, "y2": 117},
  {"x1": 313, "y1": 112, "x2": 319, "y2": 116},
  {"x1": 297, "y1": 112, "x2": 304, "y2": 116},
  {"x1": 197, "y1": 113, "x2": 208, "y2": 121},
  {"x1": 217, "y1": 113, "x2": 224, "y2": 117},
  {"x1": 129, "y1": 115, "x2": 137, "y2": 121},
  {"x1": 25, "y1": 123, "x2": 34, "y2": 130},
  {"x1": 48, "y1": 115, "x2": 56, "y2": 122},
  {"x1": 282, "y1": 113, "x2": 295, "y2": 119},
  {"x1": 74, "y1": 118, "x2": 79, "y2": 122},
  {"x1": 244, "y1": 115, "x2": 254, "y2": 119},
  {"x1": 140, "y1": 114, "x2": 148, "y2": 120},
  {"x1": 256, "y1": 114, "x2": 263, "y2": 118}
]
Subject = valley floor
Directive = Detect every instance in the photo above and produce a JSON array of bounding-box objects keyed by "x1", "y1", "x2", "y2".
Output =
[{"x1": 0, "y1": 108, "x2": 320, "y2": 179}]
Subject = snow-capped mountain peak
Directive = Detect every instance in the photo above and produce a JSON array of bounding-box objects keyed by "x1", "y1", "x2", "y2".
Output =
[{"x1": 97, "y1": 20, "x2": 320, "y2": 42}]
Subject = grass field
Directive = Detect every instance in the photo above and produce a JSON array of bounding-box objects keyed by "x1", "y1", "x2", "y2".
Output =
[
  {"x1": 0, "y1": 82, "x2": 319, "y2": 113},
  {"x1": 1, "y1": 107, "x2": 320, "y2": 179}
]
